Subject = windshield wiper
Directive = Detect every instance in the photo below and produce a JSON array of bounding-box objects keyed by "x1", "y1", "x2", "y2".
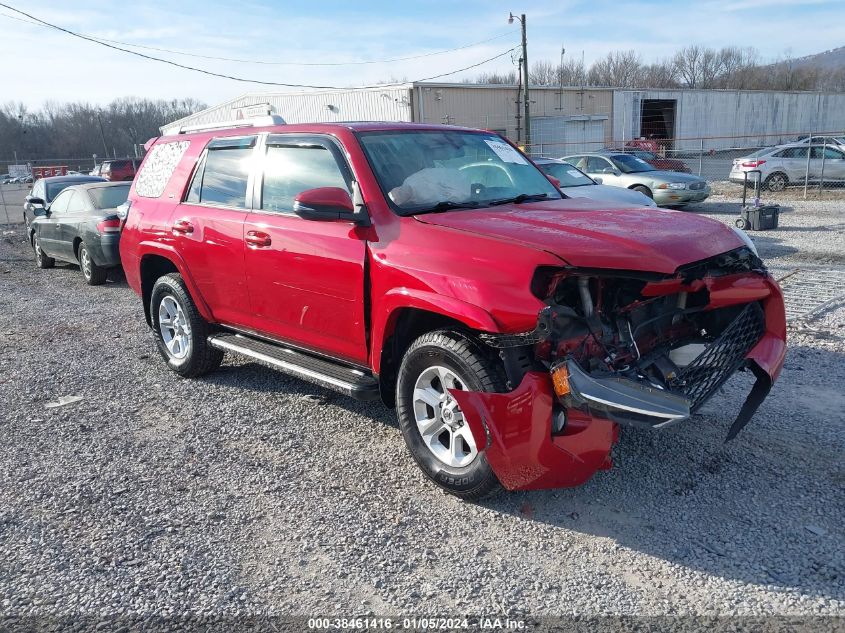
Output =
[
  {"x1": 489, "y1": 193, "x2": 549, "y2": 206},
  {"x1": 414, "y1": 200, "x2": 481, "y2": 214}
]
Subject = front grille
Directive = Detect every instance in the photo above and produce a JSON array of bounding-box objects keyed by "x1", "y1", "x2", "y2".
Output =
[
  {"x1": 689, "y1": 182, "x2": 705, "y2": 190},
  {"x1": 679, "y1": 303, "x2": 765, "y2": 411}
]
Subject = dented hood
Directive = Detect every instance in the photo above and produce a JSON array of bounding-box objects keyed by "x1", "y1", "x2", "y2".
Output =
[{"x1": 414, "y1": 198, "x2": 744, "y2": 274}]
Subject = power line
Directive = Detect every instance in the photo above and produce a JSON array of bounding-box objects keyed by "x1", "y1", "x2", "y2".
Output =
[
  {"x1": 0, "y1": 3, "x2": 516, "y2": 89},
  {"x1": 0, "y1": 8, "x2": 515, "y2": 67}
]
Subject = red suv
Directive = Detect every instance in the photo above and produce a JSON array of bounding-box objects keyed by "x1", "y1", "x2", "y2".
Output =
[
  {"x1": 101, "y1": 159, "x2": 138, "y2": 181},
  {"x1": 120, "y1": 120, "x2": 786, "y2": 499}
]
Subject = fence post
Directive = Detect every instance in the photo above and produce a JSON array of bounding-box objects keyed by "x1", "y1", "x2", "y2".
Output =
[
  {"x1": 0, "y1": 179, "x2": 8, "y2": 224},
  {"x1": 818, "y1": 139, "x2": 827, "y2": 194},
  {"x1": 698, "y1": 138, "x2": 704, "y2": 177},
  {"x1": 803, "y1": 132, "x2": 813, "y2": 199}
]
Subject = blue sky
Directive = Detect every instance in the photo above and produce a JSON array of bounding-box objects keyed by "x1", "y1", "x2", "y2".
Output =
[{"x1": 1, "y1": 0, "x2": 843, "y2": 108}]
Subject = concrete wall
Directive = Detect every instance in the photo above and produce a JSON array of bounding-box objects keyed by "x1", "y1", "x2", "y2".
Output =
[{"x1": 613, "y1": 89, "x2": 845, "y2": 151}]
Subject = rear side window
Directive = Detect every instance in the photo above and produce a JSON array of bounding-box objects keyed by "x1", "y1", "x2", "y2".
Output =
[
  {"x1": 135, "y1": 140, "x2": 190, "y2": 198},
  {"x1": 89, "y1": 184, "x2": 131, "y2": 210},
  {"x1": 186, "y1": 137, "x2": 255, "y2": 209}
]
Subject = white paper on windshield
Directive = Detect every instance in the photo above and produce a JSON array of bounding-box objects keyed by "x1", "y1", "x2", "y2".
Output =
[
  {"x1": 567, "y1": 169, "x2": 583, "y2": 178},
  {"x1": 484, "y1": 139, "x2": 528, "y2": 164}
]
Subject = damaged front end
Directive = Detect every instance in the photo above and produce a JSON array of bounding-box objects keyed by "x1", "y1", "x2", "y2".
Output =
[{"x1": 455, "y1": 246, "x2": 787, "y2": 491}]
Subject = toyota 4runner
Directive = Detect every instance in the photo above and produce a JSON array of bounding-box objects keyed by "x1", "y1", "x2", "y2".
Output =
[{"x1": 120, "y1": 118, "x2": 786, "y2": 499}]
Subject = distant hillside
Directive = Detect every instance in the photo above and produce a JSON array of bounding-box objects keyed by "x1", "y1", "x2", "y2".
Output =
[{"x1": 789, "y1": 46, "x2": 845, "y2": 71}]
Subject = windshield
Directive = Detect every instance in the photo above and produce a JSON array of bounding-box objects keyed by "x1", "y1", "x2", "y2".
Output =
[
  {"x1": 357, "y1": 130, "x2": 561, "y2": 214},
  {"x1": 88, "y1": 184, "x2": 130, "y2": 209},
  {"x1": 538, "y1": 162, "x2": 595, "y2": 187},
  {"x1": 610, "y1": 154, "x2": 656, "y2": 173}
]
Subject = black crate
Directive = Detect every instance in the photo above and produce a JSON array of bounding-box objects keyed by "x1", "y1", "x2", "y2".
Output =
[{"x1": 736, "y1": 204, "x2": 779, "y2": 231}]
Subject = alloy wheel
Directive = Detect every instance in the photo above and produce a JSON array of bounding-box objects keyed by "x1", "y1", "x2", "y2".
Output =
[
  {"x1": 412, "y1": 365, "x2": 477, "y2": 468},
  {"x1": 79, "y1": 246, "x2": 92, "y2": 279},
  {"x1": 158, "y1": 295, "x2": 192, "y2": 360}
]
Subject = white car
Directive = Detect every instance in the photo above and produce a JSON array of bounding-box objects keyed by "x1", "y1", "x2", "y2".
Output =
[
  {"x1": 788, "y1": 135, "x2": 845, "y2": 150},
  {"x1": 729, "y1": 143, "x2": 845, "y2": 191},
  {"x1": 533, "y1": 158, "x2": 657, "y2": 207}
]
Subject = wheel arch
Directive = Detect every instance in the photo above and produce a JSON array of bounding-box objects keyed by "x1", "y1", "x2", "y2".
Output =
[
  {"x1": 373, "y1": 292, "x2": 501, "y2": 408},
  {"x1": 139, "y1": 251, "x2": 212, "y2": 327}
]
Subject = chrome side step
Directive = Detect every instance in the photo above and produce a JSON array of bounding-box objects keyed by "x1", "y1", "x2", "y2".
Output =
[{"x1": 208, "y1": 332, "x2": 380, "y2": 401}]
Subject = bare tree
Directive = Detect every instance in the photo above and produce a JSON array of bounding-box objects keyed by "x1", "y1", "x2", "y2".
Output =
[{"x1": 587, "y1": 50, "x2": 643, "y2": 87}]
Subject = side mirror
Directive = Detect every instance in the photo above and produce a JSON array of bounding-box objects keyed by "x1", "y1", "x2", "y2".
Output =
[
  {"x1": 27, "y1": 196, "x2": 45, "y2": 208},
  {"x1": 293, "y1": 187, "x2": 355, "y2": 221},
  {"x1": 593, "y1": 176, "x2": 603, "y2": 184},
  {"x1": 546, "y1": 175, "x2": 561, "y2": 189}
]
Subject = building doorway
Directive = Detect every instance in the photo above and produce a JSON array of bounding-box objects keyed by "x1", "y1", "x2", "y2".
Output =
[{"x1": 640, "y1": 99, "x2": 676, "y2": 151}]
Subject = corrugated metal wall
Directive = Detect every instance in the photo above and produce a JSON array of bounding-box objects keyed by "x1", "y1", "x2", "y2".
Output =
[
  {"x1": 613, "y1": 89, "x2": 845, "y2": 151},
  {"x1": 161, "y1": 87, "x2": 414, "y2": 135},
  {"x1": 412, "y1": 84, "x2": 614, "y2": 154}
]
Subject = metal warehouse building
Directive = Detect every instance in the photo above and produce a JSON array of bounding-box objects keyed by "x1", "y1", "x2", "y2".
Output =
[{"x1": 162, "y1": 83, "x2": 845, "y2": 157}]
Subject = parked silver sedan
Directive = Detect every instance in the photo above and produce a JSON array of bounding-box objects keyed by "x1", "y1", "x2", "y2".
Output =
[
  {"x1": 729, "y1": 143, "x2": 845, "y2": 191},
  {"x1": 562, "y1": 152, "x2": 710, "y2": 207},
  {"x1": 533, "y1": 158, "x2": 657, "y2": 207}
]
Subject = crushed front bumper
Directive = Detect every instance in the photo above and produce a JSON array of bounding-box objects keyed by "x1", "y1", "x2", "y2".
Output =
[{"x1": 449, "y1": 274, "x2": 786, "y2": 491}]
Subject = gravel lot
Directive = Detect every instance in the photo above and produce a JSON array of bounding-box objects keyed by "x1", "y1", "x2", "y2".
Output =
[{"x1": 0, "y1": 193, "x2": 843, "y2": 621}]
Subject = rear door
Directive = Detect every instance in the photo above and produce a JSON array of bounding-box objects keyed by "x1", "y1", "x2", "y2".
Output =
[
  {"x1": 171, "y1": 136, "x2": 256, "y2": 326},
  {"x1": 778, "y1": 146, "x2": 809, "y2": 181},
  {"x1": 242, "y1": 134, "x2": 368, "y2": 364},
  {"x1": 59, "y1": 188, "x2": 90, "y2": 259},
  {"x1": 39, "y1": 190, "x2": 74, "y2": 259}
]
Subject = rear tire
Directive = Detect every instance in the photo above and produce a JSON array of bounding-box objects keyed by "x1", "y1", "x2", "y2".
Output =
[
  {"x1": 33, "y1": 234, "x2": 54, "y2": 269},
  {"x1": 632, "y1": 185, "x2": 653, "y2": 199},
  {"x1": 78, "y1": 243, "x2": 107, "y2": 286},
  {"x1": 396, "y1": 329, "x2": 506, "y2": 500},
  {"x1": 150, "y1": 273, "x2": 223, "y2": 378},
  {"x1": 764, "y1": 172, "x2": 788, "y2": 192}
]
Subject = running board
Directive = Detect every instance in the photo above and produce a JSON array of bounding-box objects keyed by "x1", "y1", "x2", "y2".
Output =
[{"x1": 207, "y1": 332, "x2": 380, "y2": 401}]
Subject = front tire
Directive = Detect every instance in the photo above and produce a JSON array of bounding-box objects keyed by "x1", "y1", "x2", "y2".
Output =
[
  {"x1": 78, "y1": 243, "x2": 107, "y2": 286},
  {"x1": 632, "y1": 185, "x2": 653, "y2": 199},
  {"x1": 396, "y1": 330, "x2": 506, "y2": 500},
  {"x1": 150, "y1": 273, "x2": 223, "y2": 378},
  {"x1": 33, "y1": 234, "x2": 54, "y2": 269}
]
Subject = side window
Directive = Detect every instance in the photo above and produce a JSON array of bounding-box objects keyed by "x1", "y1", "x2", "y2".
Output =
[
  {"x1": 812, "y1": 146, "x2": 845, "y2": 159},
  {"x1": 586, "y1": 156, "x2": 612, "y2": 172},
  {"x1": 50, "y1": 191, "x2": 73, "y2": 215},
  {"x1": 780, "y1": 147, "x2": 808, "y2": 159},
  {"x1": 261, "y1": 142, "x2": 350, "y2": 213},
  {"x1": 184, "y1": 136, "x2": 256, "y2": 208},
  {"x1": 66, "y1": 191, "x2": 87, "y2": 213},
  {"x1": 136, "y1": 140, "x2": 190, "y2": 198},
  {"x1": 33, "y1": 181, "x2": 44, "y2": 198}
]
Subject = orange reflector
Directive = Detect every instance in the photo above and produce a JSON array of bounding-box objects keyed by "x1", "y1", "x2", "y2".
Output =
[{"x1": 551, "y1": 365, "x2": 570, "y2": 397}]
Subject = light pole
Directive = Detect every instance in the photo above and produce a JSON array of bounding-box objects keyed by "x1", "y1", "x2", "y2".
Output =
[{"x1": 509, "y1": 12, "x2": 530, "y2": 152}]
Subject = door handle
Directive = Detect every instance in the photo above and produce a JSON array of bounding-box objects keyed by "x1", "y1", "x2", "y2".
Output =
[
  {"x1": 246, "y1": 230, "x2": 272, "y2": 247},
  {"x1": 172, "y1": 219, "x2": 194, "y2": 234}
]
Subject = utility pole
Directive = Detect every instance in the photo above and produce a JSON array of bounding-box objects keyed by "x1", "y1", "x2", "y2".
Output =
[
  {"x1": 509, "y1": 13, "x2": 530, "y2": 151},
  {"x1": 96, "y1": 112, "x2": 109, "y2": 157}
]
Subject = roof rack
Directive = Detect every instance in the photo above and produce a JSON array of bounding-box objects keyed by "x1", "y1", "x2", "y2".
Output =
[{"x1": 176, "y1": 114, "x2": 286, "y2": 134}]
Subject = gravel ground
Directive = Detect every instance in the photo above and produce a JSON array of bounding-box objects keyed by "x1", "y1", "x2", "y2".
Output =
[{"x1": 0, "y1": 194, "x2": 843, "y2": 622}]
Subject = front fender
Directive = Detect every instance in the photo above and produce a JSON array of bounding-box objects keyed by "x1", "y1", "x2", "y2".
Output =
[{"x1": 371, "y1": 288, "x2": 501, "y2": 374}]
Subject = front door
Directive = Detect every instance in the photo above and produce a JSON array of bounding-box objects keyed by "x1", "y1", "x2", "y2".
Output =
[
  {"x1": 170, "y1": 136, "x2": 256, "y2": 326},
  {"x1": 243, "y1": 135, "x2": 368, "y2": 365}
]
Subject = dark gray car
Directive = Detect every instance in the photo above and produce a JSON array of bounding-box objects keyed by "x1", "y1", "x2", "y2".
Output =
[
  {"x1": 24, "y1": 175, "x2": 107, "y2": 227},
  {"x1": 29, "y1": 182, "x2": 130, "y2": 285}
]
